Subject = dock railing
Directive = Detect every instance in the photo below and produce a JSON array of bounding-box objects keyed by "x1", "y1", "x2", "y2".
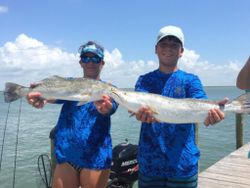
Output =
[{"x1": 195, "y1": 114, "x2": 244, "y2": 149}]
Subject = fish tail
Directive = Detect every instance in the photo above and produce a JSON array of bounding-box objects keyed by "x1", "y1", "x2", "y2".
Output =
[
  {"x1": 226, "y1": 93, "x2": 250, "y2": 114},
  {"x1": 4, "y1": 82, "x2": 26, "y2": 103}
]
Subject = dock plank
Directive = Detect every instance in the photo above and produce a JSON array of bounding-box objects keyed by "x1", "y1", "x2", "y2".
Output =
[{"x1": 198, "y1": 142, "x2": 250, "y2": 188}]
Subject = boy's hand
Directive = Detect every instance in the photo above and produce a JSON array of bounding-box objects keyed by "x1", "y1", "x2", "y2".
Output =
[
  {"x1": 27, "y1": 92, "x2": 46, "y2": 109},
  {"x1": 135, "y1": 106, "x2": 156, "y2": 123},
  {"x1": 204, "y1": 98, "x2": 229, "y2": 126},
  {"x1": 94, "y1": 95, "x2": 113, "y2": 115}
]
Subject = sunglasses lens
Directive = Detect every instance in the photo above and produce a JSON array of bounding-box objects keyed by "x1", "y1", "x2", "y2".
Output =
[
  {"x1": 91, "y1": 57, "x2": 99, "y2": 63},
  {"x1": 81, "y1": 56, "x2": 101, "y2": 64}
]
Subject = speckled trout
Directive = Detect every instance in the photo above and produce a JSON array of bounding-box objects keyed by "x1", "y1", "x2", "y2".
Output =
[
  {"x1": 4, "y1": 75, "x2": 114, "y2": 105},
  {"x1": 109, "y1": 88, "x2": 250, "y2": 124}
]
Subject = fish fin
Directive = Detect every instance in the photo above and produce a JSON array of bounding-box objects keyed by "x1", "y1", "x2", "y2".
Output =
[
  {"x1": 129, "y1": 112, "x2": 136, "y2": 117},
  {"x1": 128, "y1": 110, "x2": 157, "y2": 117},
  {"x1": 41, "y1": 75, "x2": 65, "y2": 82},
  {"x1": 49, "y1": 75, "x2": 64, "y2": 79},
  {"x1": 75, "y1": 92, "x2": 93, "y2": 106},
  {"x1": 4, "y1": 82, "x2": 26, "y2": 103},
  {"x1": 150, "y1": 107, "x2": 158, "y2": 115}
]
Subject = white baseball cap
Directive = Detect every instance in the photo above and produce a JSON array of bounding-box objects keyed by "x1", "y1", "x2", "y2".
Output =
[{"x1": 156, "y1": 25, "x2": 184, "y2": 46}]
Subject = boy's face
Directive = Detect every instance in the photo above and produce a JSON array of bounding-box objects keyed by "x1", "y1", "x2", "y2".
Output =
[
  {"x1": 79, "y1": 52, "x2": 105, "y2": 79},
  {"x1": 155, "y1": 37, "x2": 184, "y2": 67}
]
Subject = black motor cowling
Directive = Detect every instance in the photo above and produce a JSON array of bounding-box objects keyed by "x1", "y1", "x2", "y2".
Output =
[{"x1": 108, "y1": 140, "x2": 138, "y2": 188}]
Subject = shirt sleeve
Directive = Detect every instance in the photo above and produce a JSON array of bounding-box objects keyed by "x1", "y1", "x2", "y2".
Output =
[
  {"x1": 135, "y1": 76, "x2": 149, "y2": 93},
  {"x1": 109, "y1": 99, "x2": 119, "y2": 115},
  {"x1": 135, "y1": 76, "x2": 143, "y2": 91},
  {"x1": 186, "y1": 75, "x2": 207, "y2": 99},
  {"x1": 54, "y1": 99, "x2": 66, "y2": 104}
]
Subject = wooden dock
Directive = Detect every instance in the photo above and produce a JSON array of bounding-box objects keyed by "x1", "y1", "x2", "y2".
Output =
[{"x1": 198, "y1": 142, "x2": 250, "y2": 188}]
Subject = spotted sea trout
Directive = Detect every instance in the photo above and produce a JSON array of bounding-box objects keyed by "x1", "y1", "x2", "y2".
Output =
[
  {"x1": 109, "y1": 88, "x2": 250, "y2": 124},
  {"x1": 4, "y1": 75, "x2": 114, "y2": 105}
]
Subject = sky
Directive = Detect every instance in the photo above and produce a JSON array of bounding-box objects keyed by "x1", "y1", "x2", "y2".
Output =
[{"x1": 0, "y1": 0, "x2": 250, "y2": 90}]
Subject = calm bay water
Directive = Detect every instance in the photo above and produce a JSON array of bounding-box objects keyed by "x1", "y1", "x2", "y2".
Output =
[{"x1": 0, "y1": 86, "x2": 249, "y2": 188}]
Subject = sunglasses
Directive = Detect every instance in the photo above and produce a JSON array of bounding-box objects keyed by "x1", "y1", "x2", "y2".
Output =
[{"x1": 81, "y1": 56, "x2": 102, "y2": 64}]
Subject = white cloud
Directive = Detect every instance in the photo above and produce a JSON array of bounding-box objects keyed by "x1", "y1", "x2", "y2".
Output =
[
  {"x1": 0, "y1": 34, "x2": 244, "y2": 91},
  {"x1": 179, "y1": 49, "x2": 242, "y2": 86},
  {"x1": 0, "y1": 34, "x2": 80, "y2": 89},
  {"x1": 102, "y1": 50, "x2": 157, "y2": 88},
  {"x1": 0, "y1": 6, "x2": 8, "y2": 14}
]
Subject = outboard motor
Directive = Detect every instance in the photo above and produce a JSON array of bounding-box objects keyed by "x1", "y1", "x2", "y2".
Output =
[{"x1": 107, "y1": 139, "x2": 138, "y2": 188}]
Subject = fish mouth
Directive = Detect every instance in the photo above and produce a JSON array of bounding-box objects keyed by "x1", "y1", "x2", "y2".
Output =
[{"x1": 110, "y1": 88, "x2": 123, "y2": 102}]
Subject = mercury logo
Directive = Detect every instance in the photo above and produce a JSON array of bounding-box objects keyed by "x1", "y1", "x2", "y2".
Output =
[{"x1": 121, "y1": 159, "x2": 137, "y2": 167}]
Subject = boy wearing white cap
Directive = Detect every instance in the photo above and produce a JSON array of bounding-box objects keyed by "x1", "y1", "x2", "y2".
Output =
[{"x1": 134, "y1": 25, "x2": 226, "y2": 188}]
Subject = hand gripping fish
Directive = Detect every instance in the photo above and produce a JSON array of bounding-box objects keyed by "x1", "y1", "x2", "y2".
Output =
[
  {"x1": 109, "y1": 88, "x2": 250, "y2": 124},
  {"x1": 4, "y1": 75, "x2": 114, "y2": 105}
]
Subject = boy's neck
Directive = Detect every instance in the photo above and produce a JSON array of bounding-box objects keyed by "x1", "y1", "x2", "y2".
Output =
[
  {"x1": 83, "y1": 75, "x2": 100, "y2": 80},
  {"x1": 159, "y1": 65, "x2": 178, "y2": 74}
]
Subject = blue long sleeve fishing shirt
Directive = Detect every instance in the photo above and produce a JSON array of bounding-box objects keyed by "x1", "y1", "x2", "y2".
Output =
[
  {"x1": 135, "y1": 69, "x2": 207, "y2": 178},
  {"x1": 54, "y1": 98, "x2": 118, "y2": 169}
]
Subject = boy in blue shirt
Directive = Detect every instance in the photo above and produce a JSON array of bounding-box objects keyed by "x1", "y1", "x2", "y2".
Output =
[{"x1": 135, "y1": 25, "x2": 226, "y2": 188}]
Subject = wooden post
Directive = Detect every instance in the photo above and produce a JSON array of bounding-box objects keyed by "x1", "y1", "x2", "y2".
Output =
[{"x1": 236, "y1": 114, "x2": 243, "y2": 149}]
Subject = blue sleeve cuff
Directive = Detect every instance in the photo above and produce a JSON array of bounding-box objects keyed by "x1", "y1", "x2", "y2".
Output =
[
  {"x1": 54, "y1": 99, "x2": 66, "y2": 104},
  {"x1": 109, "y1": 100, "x2": 119, "y2": 115}
]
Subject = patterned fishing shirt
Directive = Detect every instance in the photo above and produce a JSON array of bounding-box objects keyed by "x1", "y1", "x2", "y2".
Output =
[
  {"x1": 135, "y1": 69, "x2": 207, "y2": 178},
  {"x1": 54, "y1": 98, "x2": 118, "y2": 169}
]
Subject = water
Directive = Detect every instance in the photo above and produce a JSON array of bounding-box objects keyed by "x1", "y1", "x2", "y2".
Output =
[{"x1": 0, "y1": 87, "x2": 249, "y2": 188}]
